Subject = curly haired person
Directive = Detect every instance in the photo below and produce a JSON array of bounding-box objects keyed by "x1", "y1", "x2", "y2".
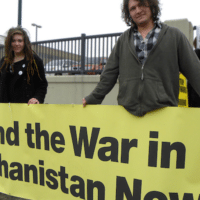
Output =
[{"x1": 83, "y1": 0, "x2": 200, "y2": 116}]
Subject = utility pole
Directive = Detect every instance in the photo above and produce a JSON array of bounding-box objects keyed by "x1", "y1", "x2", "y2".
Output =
[
  {"x1": 18, "y1": 0, "x2": 22, "y2": 27},
  {"x1": 31, "y1": 23, "x2": 42, "y2": 42},
  {"x1": 197, "y1": 26, "x2": 200, "y2": 49}
]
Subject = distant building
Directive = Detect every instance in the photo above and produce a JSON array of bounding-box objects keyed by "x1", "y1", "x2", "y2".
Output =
[{"x1": 0, "y1": 35, "x2": 5, "y2": 46}]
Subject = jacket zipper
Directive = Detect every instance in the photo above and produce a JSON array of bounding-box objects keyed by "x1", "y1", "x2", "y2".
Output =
[
  {"x1": 139, "y1": 27, "x2": 164, "y2": 81},
  {"x1": 138, "y1": 62, "x2": 147, "y2": 115},
  {"x1": 138, "y1": 64, "x2": 144, "y2": 101},
  {"x1": 137, "y1": 37, "x2": 161, "y2": 114},
  {"x1": 141, "y1": 64, "x2": 144, "y2": 80},
  {"x1": 129, "y1": 24, "x2": 167, "y2": 115}
]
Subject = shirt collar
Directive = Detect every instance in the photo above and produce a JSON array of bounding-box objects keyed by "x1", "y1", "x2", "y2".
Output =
[
  {"x1": 156, "y1": 21, "x2": 162, "y2": 29},
  {"x1": 133, "y1": 21, "x2": 162, "y2": 33}
]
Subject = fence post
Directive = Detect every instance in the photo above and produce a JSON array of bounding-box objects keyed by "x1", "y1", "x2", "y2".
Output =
[
  {"x1": 81, "y1": 33, "x2": 86, "y2": 74},
  {"x1": 0, "y1": 46, "x2": 4, "y2": 59}
]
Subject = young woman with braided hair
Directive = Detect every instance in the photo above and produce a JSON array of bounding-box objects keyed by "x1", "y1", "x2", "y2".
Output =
[{"x1": 0, "y1": 27, "x2": 48, "y2": 104}]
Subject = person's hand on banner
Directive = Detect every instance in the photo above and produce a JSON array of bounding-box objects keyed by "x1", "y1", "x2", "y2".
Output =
[
  {"x1": 28, "y1": 98, "x2": 40, "y2": 105},
  {"x1": 82, "y1": 98, "x2": 87, "y2": 107}
]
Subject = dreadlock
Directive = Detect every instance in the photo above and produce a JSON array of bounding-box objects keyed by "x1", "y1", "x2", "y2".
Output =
[{"x1": 0, "y1": 27, "x2": 41, "y2": 84}]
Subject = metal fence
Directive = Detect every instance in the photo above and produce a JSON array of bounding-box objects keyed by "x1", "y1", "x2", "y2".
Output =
[
  {"x1": 0, "y1": 45, "x2": 4, "y2": 60},
  {"x1": 0, "y1": 32, "x2": 122, "y2": 75}
]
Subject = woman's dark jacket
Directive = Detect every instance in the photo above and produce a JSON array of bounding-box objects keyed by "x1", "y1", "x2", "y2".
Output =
[{"x1": 0, "y1": 54, "x2": 48, "y2": 103}]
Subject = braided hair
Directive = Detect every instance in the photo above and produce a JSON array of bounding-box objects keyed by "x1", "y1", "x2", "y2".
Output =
[{"x1": 0, "y1": 27, "x2": 41, "y2": 84}]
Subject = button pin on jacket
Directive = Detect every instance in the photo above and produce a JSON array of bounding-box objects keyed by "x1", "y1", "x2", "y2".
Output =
[
  {"x1": 22, "y1": 64, "x2": 25, "y2": 68},
  {"x1": 18, "y1": 71, "x2": 23, "y2": 75},
  {"x1": 9, "y1": 65, "x2": 14, "y2": 74}
]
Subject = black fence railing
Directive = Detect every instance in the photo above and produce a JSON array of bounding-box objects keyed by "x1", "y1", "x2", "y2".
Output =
[
  {"x1": 0, "y1": 32, "x2": 122, "y2": 75},
  {"x1": 0, "y1": 45, "x2": 4, "y2": 60}
]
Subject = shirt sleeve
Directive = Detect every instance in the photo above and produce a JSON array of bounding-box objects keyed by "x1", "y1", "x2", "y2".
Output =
[{"x1": 178, "y1": 32, "x2": 200, "y2": 98}]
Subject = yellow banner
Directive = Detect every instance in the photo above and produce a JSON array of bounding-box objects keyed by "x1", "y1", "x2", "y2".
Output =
[
  {"x1": 0, "y1": 104, "x2": 200, "y2": 200},
  {"x1": 178, "y1": 73, "x2": 188, "y2": 107}
]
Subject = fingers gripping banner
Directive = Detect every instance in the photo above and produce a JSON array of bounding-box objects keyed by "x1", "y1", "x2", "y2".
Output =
[{"x1": 0, "y1": 104, "x2": 200, "y2": 200}]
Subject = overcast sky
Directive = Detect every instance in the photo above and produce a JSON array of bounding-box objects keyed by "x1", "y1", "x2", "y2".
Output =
[{"x1": 0, "y1": 0, "x2": 200, "y2": 42}]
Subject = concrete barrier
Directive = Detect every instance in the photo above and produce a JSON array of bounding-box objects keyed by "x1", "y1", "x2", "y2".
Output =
[{"x1": 45, "y1": 75, "x2": 119, "y2": 105}]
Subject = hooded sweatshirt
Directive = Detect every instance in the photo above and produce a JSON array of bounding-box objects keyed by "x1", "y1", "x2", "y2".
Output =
[{"x1": 85, "y1": 23, "x2": 200, "y2": 116}]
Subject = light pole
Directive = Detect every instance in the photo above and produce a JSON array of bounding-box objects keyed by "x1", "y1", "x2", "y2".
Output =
[
  {"x1": 18, "y1": 0, "x2": 22, "y2": 27},
  {"x1": 31, "y1": 23, "x2": 42, "y2": 42}
]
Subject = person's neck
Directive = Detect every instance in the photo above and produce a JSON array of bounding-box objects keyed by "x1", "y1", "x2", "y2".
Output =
[
  {"x1": 137, "y1": 21, "x2": 155, "y2": 39},
  {"x1": 14, "y1": 52, "x2": 25, "y2": 63}
]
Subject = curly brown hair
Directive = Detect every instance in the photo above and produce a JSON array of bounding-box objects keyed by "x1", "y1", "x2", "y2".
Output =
[
  {"x1": 122, "y1": 0, "x2": 161, "y2": 27},
  {"x1": 1, "y1": 26, "x2": 41, "y2": 84}
]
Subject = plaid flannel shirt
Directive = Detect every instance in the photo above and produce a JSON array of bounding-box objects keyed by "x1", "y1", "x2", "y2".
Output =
[{"x1": 133, "y1": 22, "x2": 162, "y2": 64}]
